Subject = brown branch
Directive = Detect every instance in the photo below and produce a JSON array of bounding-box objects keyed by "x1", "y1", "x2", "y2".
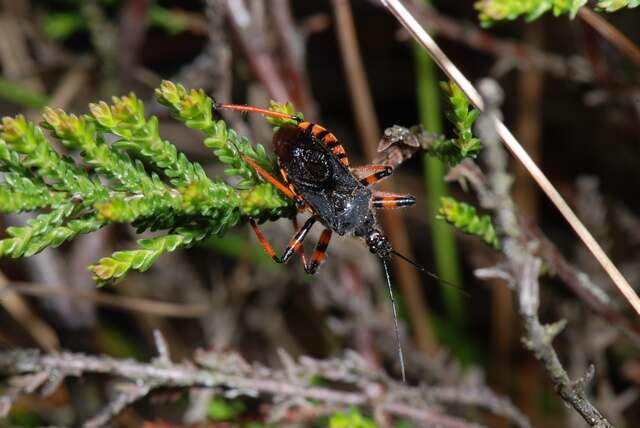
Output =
[
  {"x1": 270, "y1": 0, "x2": 318, "y2": 117},
  {"x1": 578, "y1": 8, "x2": 640, "y2": 67},
  {"x1": 0, "y1": 349, "x2": 490, "y2": 428},
  {"x1": 1, "y1": 281, "x2": 210, "y2": 318},
  {"x1": 0, "y1": 273, "x2": 59, "y2": 351},
  {"x1": 226, "y1": 0, "x2": 290, "y2": 102},
  {"x1": 118, "y1": 0, "x2": 151, "y2": 90}
]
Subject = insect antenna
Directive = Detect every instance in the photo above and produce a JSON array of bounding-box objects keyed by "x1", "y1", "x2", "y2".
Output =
[
  {"x1": 213, "y1": 103, "x2": 300, "y2": 122},
  {"x1": 382, "y1": 258, "x2": 406, "y2": 383},
  {"x1": 391, "y1": 250, "x2": 469, "y2": 297},
  {"x1": 391, "y1": 250, "x2": 424, "y2": 271}
]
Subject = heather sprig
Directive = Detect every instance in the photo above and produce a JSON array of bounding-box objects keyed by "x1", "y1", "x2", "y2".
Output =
[
  {"x1": 0, "y1": 81, "x2": 294, "y2": 285},
  {"x1": 437, "y1": 197, "x2": 500, "y2": 249},
  {"x1": 156, "y1": 81, "x2": 278, "y2": 189},
  {"x1": 427, "y1": 82, "x2": 482, "y2": 166}
]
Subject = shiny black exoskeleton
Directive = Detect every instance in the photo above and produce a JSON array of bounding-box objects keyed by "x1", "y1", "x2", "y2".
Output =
[{"x1": 274, "y1": 125, "x2": 392, "y2": 260}]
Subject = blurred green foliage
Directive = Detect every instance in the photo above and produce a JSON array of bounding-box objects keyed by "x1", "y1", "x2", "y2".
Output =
[
  {"x1": 41, "y1": 3, "x2": 189, "y2": 41},
  {"x1": 476, "y1": 0, "x2": 639, "y2": 26},
  {"x1": 207, "y1": 397, "x2": 246, "y2": 421},
  {"x1": 437, "y1": 197, "x2": 500, "y2": 249},
  {"x1": 429, "y1": 82, "x2": 482, "y2": 167},
  {"x1": 415, "y1": 19, "x2": 465, "y2": 329},
  {"x1": 0, "y1": 78, "x2": 48, "y2": 109},
  {"x1": 328, "y1": 408, "x2": 377, "y2": 428}
]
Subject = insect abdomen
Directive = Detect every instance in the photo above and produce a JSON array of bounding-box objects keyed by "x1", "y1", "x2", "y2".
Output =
[{"x1": 298, "y1": 122, "x2": 349, "y2": 166}]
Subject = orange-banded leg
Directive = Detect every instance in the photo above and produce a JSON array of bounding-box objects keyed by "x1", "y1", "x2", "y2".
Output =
[
  {"x1": 305, "y1": 229, "x2": 333, "y2": 274},
  {"x1": 292, "y1": 217, "x2": 309, "y2": 268},
  {"x1": 357, "y1": 166, "x2": 393, "y2": 186},
  {"x1": 350, "y1": 165, "x2": 389, "y2": 180},
  {"x1": 214, "y1": 103, "x2": 301, "y2": 123},
  {"x1": 249, "y1": 218, "x2": 332, "y2": 274},
  {"x1": 241, "y1": 155, "x2": 305, "y2": 209},
  {"x1": 372, "y1": 191, "x2": 416, "y2": 209},
  {"x1": 249, "y1": 217, "x2": 316, "y2": 264}
]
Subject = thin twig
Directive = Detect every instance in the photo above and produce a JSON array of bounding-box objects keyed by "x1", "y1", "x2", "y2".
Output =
[
  {"x1": 48, "y1": 60, "x2": 91, "y2": 109},
  {"x1": 226, "y1": 0, "x2": 290, "y2": 102},
  {"x1": 446, "y1": 158, "x2": 640, "y2": 346},
  {"x1": 397, "y1": 0, "x2": 593, "y2": 82},
  {"x1": 0, "y1": 274, "x2": 59, "y2": 351},
  {"x1": 270, "y1": 0, "x2": 318, "y2": 117},
  {"x1": 578, "y1": 8, "x2": 640, "y2": 66},
  {"x1": 118, "y1": 0, "x2": 151, "y2": 90},
  {"x1": 332, "y1": 0, "x2": 438, "y2": 356},
  {"x1": 1, "y1": 281, "x2": 210, "y2": 318},
  {"x1": 472, "y1": 78, "x2": 613, "y2": 427},
  {"x1": 379, "y1": 0, "x2": 640, "y2": 318}
]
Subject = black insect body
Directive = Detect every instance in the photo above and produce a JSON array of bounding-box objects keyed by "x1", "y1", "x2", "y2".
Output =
[
  {"x1": 215, "y1": 103, "x2": 417, "y2": 381},
  {"x1": 274, "y1": 124, "x2": 375, "y2": 238}
]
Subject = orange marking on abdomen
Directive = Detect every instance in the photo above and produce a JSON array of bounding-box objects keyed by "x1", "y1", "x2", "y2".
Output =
[
  {"x1": 331, "y1": 145, "x2": 346, "y2": 156},
  {"x1": 298, "y1": 121, "x2": 312, "y2": 130},
  {"x1": 311, "y1": 124, "x2": 327, "y2": 137},
  {"x1": 322, "y1": 133, "x2": 338, "y2": 147},
  {"x1": 330, "y1": 145, "x2": 349, "y2": 166}
]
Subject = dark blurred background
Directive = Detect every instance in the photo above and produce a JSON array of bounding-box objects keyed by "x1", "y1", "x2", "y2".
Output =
[{"x1": 1, "y1": 1, "x2": 639, "y2": 427}]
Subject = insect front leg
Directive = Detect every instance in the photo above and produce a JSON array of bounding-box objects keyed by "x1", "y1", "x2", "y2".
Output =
[
  {"x1": 353, "y1": 165, "x2": 393, "y2": 186},
  {"x1": 249, "y1": 217, "x2": 316, "y2": 264},
  {"x1": 241, "y1": 155, "x2": 305, "y2": 209}
]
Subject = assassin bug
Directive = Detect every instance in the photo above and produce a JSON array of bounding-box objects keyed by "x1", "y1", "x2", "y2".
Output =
[{"x1": 215, "y1": 103, "x2": 418, "y2": 381}]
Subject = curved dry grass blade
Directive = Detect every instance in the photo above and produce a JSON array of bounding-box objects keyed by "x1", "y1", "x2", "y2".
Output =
[
  {"x1": 578, "y1": 8, "x2": 640, "y2": 67},
  {"x1": 379, "y1": 0, "x2": 640, "y2": 317}
]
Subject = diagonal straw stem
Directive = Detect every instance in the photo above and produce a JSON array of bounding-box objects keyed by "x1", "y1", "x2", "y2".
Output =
[{"x1": 379, "y1": 0, "x2": 640, "y2": 317}]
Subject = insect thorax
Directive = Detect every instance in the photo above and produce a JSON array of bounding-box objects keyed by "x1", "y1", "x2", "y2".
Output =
[{"x1": 274, "y1": 126, "x2": 373, "y2": 236}]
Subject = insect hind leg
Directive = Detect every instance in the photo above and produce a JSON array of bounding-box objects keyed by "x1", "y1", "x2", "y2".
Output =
[{"x1": 304, "y1": 229, "x2": 332, "y2": 274}]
